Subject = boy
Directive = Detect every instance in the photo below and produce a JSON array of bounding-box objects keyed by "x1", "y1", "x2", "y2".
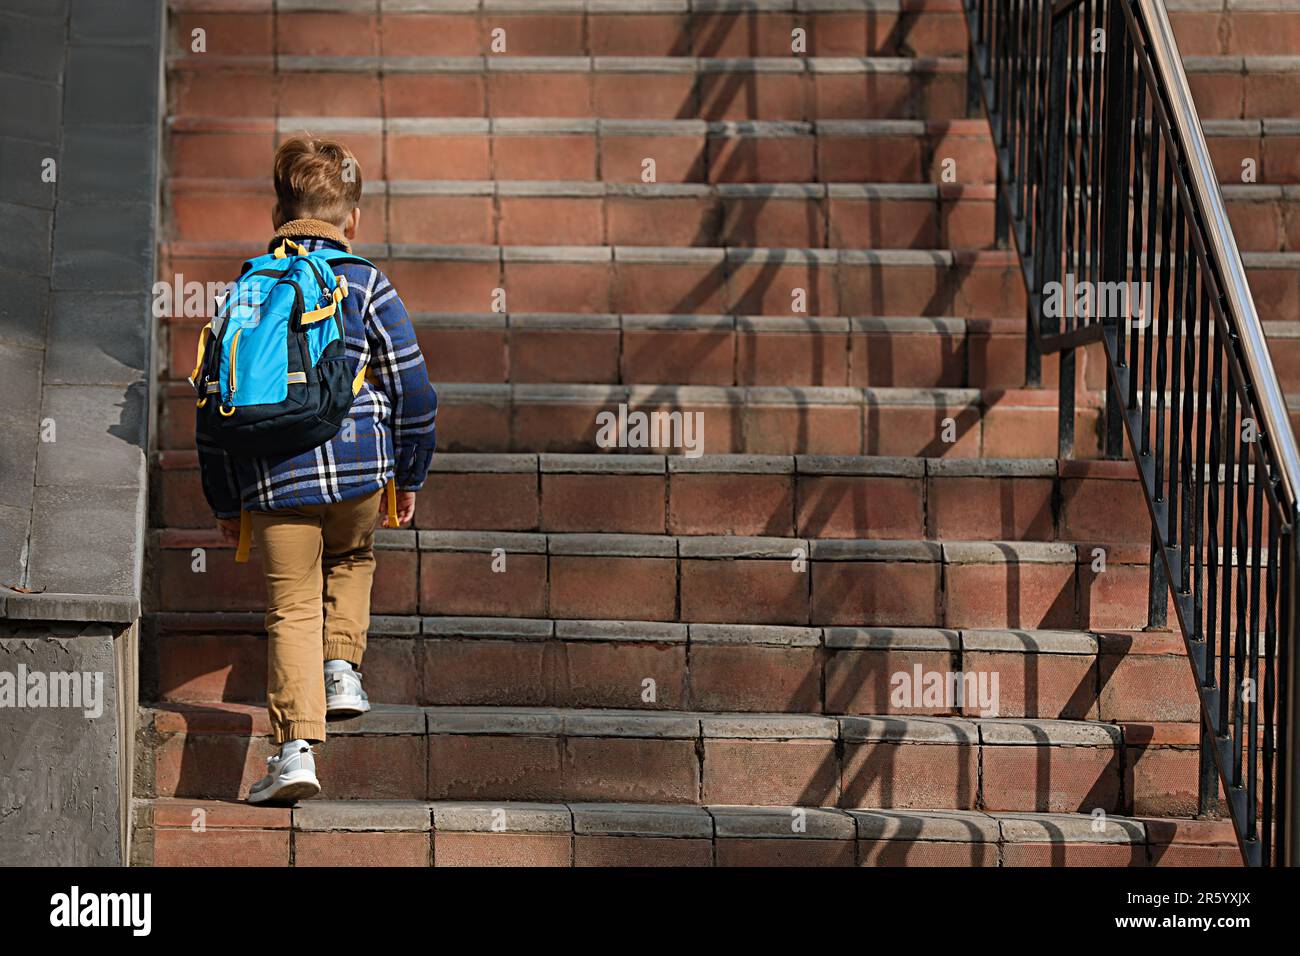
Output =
[{"x1": 196, "y1": 136, "x2": 438, "y2": 804}]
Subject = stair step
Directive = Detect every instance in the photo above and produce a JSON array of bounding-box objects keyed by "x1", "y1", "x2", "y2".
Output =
[
  {"x1": 155, "y1": 451, "x2": 1147, "y2": 539},
  {"x1": 170, "y1": 54, "x2": 971, "y2": 122},
  {"x1": 160, "y1": 240, "x2": 1300, "y2": 318},
  {"x1": 1183, "y1": 55, "x2": 1300, "y2": 120},
  {"x1": 151, "y1": 611, "x2": 1197, "y2": 723},
  {"x1": 166, "y1": 308, "x2": 1300, "y2": 395},
  {"x1": 169, "y1": 50, "x2": 1300, "y2": 124},
  {"x1": 152, "y1": 530, "x2": 1166, "y2": 629},
  {"x1": 169, "y1": 114, "x2": 998, "y2": 183},
  {"x1": 160, "y1": 175, "x2": 1300, "y2": 254},
  {"x1": 162, "y1": 242, "x2": 1028, "y2": 315},
  {"x1": 165, "y1": 113, "x2": 1300, "y2": 185},
  {"x1": 162, "y1": 381, "x2": 1113, "y2": 456},
  {"x1": 165, "y1": 313, "x2": 1072, "y2": 391},
  {"x1": 139, "y1": 702, "x2": 1208, "y2": 818},
  {"x1": 1169, "y1": 0, "x2": 1300, "y2": 57},
  {"x1": 166, "y1": 1, "x2": 972, "y2": 59},
  {"x1": 168, "y1": 177, "x2": 1000, "y2": 248},
  {"x1": 1221, "y1": 183, "x2": 1300, "y2": 253},
  {"x1": 132, "y1": 797, "x2": 1241, "y2": 867}
]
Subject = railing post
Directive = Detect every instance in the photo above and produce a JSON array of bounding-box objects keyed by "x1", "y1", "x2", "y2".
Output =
[
  {"x1": 1038, "y1": 8, "x2": 1069, "y2": 453},
  {"x1": 1285, "y1": 511, "x2": 1300, "y2": 864},
  {"x1": 1147, "y1": 527, "x2": 1168, "y2": 628},
  {"x1": 966, "y1": 39, "x2": 981, "y2": 118},
  {"x1": 1198, "y1": 714, "x2": 1216, "y2": 817},
  {"x1": 1099, "y1": 0, "x2": 1132, "y2": 460}
]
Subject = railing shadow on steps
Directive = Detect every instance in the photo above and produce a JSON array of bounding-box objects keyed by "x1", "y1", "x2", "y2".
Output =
[{"x1": 964, "y1": 0, "x2": 1300, "y2": 866}]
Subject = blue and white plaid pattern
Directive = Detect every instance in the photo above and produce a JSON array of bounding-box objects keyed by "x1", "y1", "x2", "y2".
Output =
[{"x1": 197, "y1": 237, "x2": 438, "y2": 517}]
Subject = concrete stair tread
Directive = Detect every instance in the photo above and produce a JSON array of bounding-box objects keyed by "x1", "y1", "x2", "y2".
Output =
[
  {"x1": 171, "y1": 176, "x2": 996, "y2": 196},
  {"x1": 138, "y1": 795, "x2": 1231, "y2": 844},
  {"x1": 149, "y1": 612, "x2": 1195, "y2": 722},
  {"x1": 157, "y1": 448, "x2": 1132, "y2": 474},
  {"x1": 165, "y1": 238, "x2": 1015, "y2": 260},
  {"x1": 153, "y1": 610, "x2": 1178, "y2": 648},
  {"x1": 170, "y1": 115, "x2": 984, "y2": 134},
  {"x1": 172, "y1": 53, "x2": 968, "y2": 71},
  {"x1": 164, "y1": 0, "x2": 1300, "y2": 14},
  {"x1": 164, "y1": 381, "x2": 1102, "y2": 405},
  {"x1": 157, "y1": 528, "x2": 1142, "y2": 558},
  {"x1": 133, "y1": 796, "x2": 1240, "y2": 865},
  {"x1": 161, "y1": 313, "x2": 1078, "y2": 394},
  {"x1": 162, "y1": 238, "x2": 1300, "y2": 264},
  {"x1": 166, "y1": 48, "x2": 1300, "y2": 76},
  {"x1": 161, "y1": 380, "x2": 1111, "y2": 457},
  {"x1": 145, "y1": 699, "x2": 1173, "y2": 742}
]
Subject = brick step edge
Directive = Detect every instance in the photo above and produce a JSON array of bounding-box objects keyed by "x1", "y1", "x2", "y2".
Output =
[
  {"x1": 143, "y1": 701, "x2": 1213, "y2": 746},
  {"x1": 138, "y1": 704, "x2": 1246, "y2": 819},
  {"x1": 155, "y1": 451, "x2": 1150, "y2": 540},
  {"x1": 148, "y1": 614, "x2": 1198, "y2": 721},
  {"x1": 131, "y1": 799, "x2": 1241, "y2": 867}
]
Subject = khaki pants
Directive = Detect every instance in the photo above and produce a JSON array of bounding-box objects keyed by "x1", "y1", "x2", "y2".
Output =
[{"x1": 250, "y1": 489, "x2": 381, "y2": 744}]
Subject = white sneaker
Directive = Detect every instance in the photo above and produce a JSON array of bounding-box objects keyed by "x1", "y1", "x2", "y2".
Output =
[
  {"x1": 324, "y1": 660, "x2": 371, "y2": 719},
  {"x1": 247, "y1": 740, "x2": 321, "y2": 805}
]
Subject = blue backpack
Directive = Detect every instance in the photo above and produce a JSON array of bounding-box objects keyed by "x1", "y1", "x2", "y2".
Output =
[{"x1": 190, "y1": 238, "x2": 370, "y2": 460}]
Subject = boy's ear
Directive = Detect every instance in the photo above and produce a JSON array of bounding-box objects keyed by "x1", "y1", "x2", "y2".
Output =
[
  {"x1": 344, "y1": 207, "x2": 360, "y2": 239},
  {"x1": 271, "y1": 203, "x2": 286, "y2": 229}
]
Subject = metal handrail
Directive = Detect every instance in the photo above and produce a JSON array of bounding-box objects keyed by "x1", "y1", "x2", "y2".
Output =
[
  {"x1": 1137, "y1": 0, "x2": 1300, "y2": 508},
  {"x1": 964, "y1": 0, "x2": 1299, "y2": 866}
]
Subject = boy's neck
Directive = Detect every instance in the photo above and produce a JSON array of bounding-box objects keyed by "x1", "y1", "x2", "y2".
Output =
[{"x1": 274, "y1": 218, "x2": 351, "y2": 252}]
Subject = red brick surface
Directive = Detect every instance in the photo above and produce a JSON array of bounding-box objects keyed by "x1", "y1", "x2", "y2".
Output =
[{"x1": 144, "y1": 0, "x2": 1274, "y2": 867}]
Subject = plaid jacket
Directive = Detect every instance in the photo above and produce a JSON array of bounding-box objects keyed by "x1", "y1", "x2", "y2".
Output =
[{"x1": 197, "y1": 236, "x2": 438, "y2": 517}]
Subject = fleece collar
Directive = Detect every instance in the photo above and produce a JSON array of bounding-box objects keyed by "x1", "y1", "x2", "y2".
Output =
[{"x1": 270, "y1": 218, "x2": 352, "y2": 253}]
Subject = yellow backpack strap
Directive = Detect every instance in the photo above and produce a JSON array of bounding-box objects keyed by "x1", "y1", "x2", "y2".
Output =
[
  {"x1": 384, "y1": 479, "x2": 399, "y2": 528},
  {"x1": 301, "y1": 277, "x2": 348, "y2": 325},
  {"x1": 273, "y1": 238, "x2": 308, "y2": 259},
  {"x1": 188, "y1": 325, "x2": 210, "y2": 388},
  {"x1": 352, "y1": 361, "x2": 367, "y2": 395},
  {"x1": 234, "y1": 510, "x2": 252, "y2": 563}
]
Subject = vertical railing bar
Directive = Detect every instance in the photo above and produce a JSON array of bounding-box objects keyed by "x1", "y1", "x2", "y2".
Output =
[
  {"x1": 1176, "y1": 214, "x2": 1196, "y2": 591},
  {"x1": 1127, "y1": 73, "x2": 1147, "y2": 410},
  {"x1": 1248, "y1": 464, "x2": 1265, "y2": 842},
  {"x1": 1139, "y1": 129, "x2": 1161, "y2": 459},
  {"x1": 1153, "y1": 149, "x2": 1174, "y2": 507},
  {"x1": 1263, "y1": 516, "x2": 1279, "y2": 862},
  {"x1": 1194, "y1": 284, "x2": 1211, "y2": 647},
  {"x1": 1233, "y1": 417, "x2": 1250, "y2": 791},
  {"x1": 1221, "y1": 381, "x2": 1238, "y2": 736},
  {"x1": 963, "y1": 0, "x2": 1297, "y2": 867},
  {"x1": 1089, "y1": 0, "x2": 1106, "y2": 305},
  {"x1": 1063, "y1": 9, "x2": 1080, "y2": 335},
  {"x1": 1207, "y1": 335, "x2": 1223, "y2": 692}
]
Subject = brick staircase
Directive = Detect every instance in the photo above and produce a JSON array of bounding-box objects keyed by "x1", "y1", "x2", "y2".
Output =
[{"x1": 132, "y1": 0, "x2": 1300, "y2": 867}]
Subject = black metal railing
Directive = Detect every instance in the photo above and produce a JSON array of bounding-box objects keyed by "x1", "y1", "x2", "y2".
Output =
[{"x1": 964, "y1": 0, "x2": 1300, "y2": 866}]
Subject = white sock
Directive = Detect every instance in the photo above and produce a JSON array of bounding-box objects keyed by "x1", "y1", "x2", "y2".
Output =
[{"x1": 324, "y1": 659, "x2": 353, "y2": 672}]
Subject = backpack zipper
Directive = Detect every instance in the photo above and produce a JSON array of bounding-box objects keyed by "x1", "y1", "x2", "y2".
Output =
[{"x1": 227, "y1": 328, "x2": 242, "y2": 400}]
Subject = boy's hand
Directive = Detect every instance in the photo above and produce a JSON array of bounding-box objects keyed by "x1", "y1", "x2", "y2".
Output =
[
  {"x1": 216, "y1": 517, "x2": 241, "y2": 544},
  {"x1": 382, "y1": 491, "x2": 417, "y2": 527}
]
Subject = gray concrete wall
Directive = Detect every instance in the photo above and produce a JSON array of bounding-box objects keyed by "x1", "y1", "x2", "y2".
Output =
[
  {"x1": 0, "y1": 0, "x2": 162, "y2": 865},
  {"x1": 0, "y1": 624, "x2": 129, "y2": 864}
]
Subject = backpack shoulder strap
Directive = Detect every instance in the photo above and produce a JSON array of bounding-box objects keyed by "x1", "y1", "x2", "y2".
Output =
[{"x1": 311, "y1": 248, "x2": 376, "y2": 271}]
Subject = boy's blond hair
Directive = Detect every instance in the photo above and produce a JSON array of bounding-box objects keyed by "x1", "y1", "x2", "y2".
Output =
[{"x1": 272, "y1": 136, "x2": 362, "y2": 227}]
